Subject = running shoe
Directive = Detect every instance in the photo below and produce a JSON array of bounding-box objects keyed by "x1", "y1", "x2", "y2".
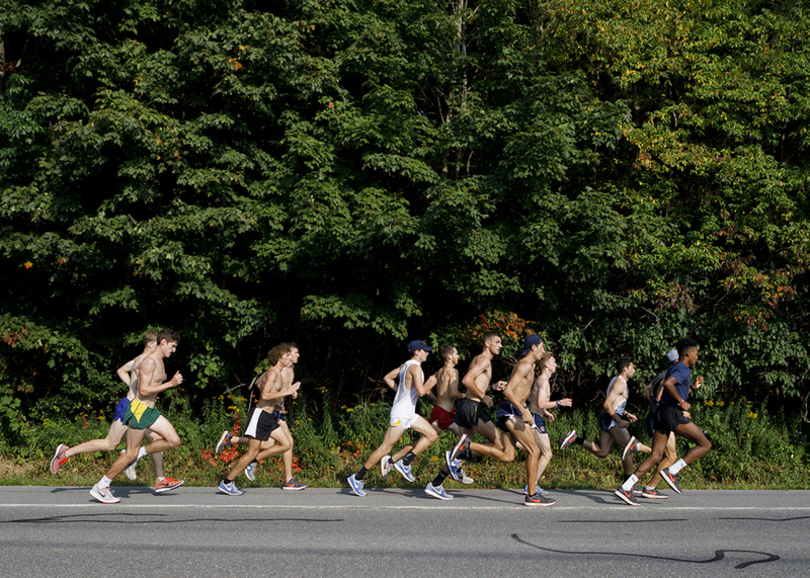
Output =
[
  {"x1": 282, "y1": 477, "x2": 308, "y2": 490},
  {"x1": 631, "y1": 485, "x2": 642, "y2": 497},
  {"x1": 124, "y1": 454, "x2": 139, "y2": 481},
  {"x1": 445, "y1": 451, "x2": 461, "y2": 481},
  {"x1": 524, "y1": 485, "x2": 550, "y2": 497},
  {"x1": 90, "y1": 483, "x2": 120, "y2": 504},
  {"x1": 524, "y1": 492, "x2": 555, "y2": 507},
  {"x1": 614, "y1": 485, "x2": 641, "y2": 506},
  {"x1": 445, "y1": 451, "x2": 463, "y2": 482},
  {"x1": 155, "y1": 478, "x2": 184, "y2": 493},
  {"x1": 449, "y1": 434, "x2": 471, "y2": 463},
  {"x1": 621, "y1": 436, "x2": 641, "y2": 461},
  {"x1": 347, "y1": 474, "x2": 367, "y2": 497},
  {"x1": 660, "y1": 468, "x2": 683, "y2": 494},
  {"x1": 245, "y1": 461, "x2": 256, "y2": 481},
  {"x1": 641, "y1": 487, "x2": 668, "y2": 499},
  {"x1": 218, "y1": 479, "x2": 244, "y2": 496},
  {"x1": 394, "y1": 459, "x2": 415, "y2": 482},
  {"x1": 425, "y1": 482, "x2": 453, "y2": 501},
  {"x1": 559, "y1": 430, "x2": 578, "y2": 450},
  {"x1": 458, "y1": 463, "x2": 474, "y2": 485},
  {"x1": 215, "y1": 431, "x2": 233, "y2": 454},
  {"x1": 380, "y1": 455, "x2": 393, "y2": 480},
  {"x1": 50, "y1": 444, "x2": 68, "y2": 474}
]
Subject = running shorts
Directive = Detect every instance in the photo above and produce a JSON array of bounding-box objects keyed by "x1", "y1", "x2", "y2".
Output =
[
  {"x1": 113, "y1": 397, "x2": 131, "y2": 423},
  {"x1": 123, "y1": 399, "x2": 161, "y2": 430},
  {"x1": 654, "y1": 405, "x2": 691, "y2": 435},
  {"x1": 429, "y1": 405, "x2": 456, "y2": 431},
  {"x1": 245, "y1": 407, "x2": 281, "y2": 441},
  {"x1": 453, "y1": 398, "x2": 491, "y2": 429}
]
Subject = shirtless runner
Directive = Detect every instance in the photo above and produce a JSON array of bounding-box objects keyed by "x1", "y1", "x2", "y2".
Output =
[
  {"x1": 89, "y1": 328, "x2": 185, "y2": 504},
  {"x1": 451, "y1": 334, "x2": 555, "y2": 506},
  {"x1": 51, "y1": 332, "x2": 169, "y2": 485},
  {"x1": 218, "y1": 343, "x2": 302, "y2": 496},
  {"x1": 214, "y1": 343, "x2": 306, "y2": 490},
  {"x1": 522, "y1": 352, "x2": 571, "y2": 497}
]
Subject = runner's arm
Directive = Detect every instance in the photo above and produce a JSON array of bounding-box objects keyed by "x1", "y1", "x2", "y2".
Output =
[
  {"x1": 383, "y1": 365, "x2": 402, "y2": 392},
  {"x1": 116, "y1": 357, "x2": 138, "y2": 385}
]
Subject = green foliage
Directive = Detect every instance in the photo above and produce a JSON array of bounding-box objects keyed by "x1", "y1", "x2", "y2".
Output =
[{"x1": 1, "y1": 0, "x2": 810, "y2": 432}]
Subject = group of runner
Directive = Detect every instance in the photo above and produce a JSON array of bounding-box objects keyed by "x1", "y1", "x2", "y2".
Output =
[{"x1": 50, "y1": 329, "x2": 711, "y2": 507}]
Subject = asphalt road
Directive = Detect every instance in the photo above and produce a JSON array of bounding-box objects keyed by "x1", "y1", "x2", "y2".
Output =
[{"x1": 1, "y1": 486, "x2": 808, "y2": 577}]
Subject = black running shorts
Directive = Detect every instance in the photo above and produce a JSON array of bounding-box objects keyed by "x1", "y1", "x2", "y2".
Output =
[{"x1": 654, "y1": 405, "x2": 691, "y2": 435}]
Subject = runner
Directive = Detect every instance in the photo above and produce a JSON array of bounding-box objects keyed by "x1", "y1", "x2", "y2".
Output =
[
  {"x1": 440, "y1": 332, "x2": 513, "y2": 485},
  {"x1": 51, "y1": 332, "x2": 168, "y2": 484},
  {"x1": 417, "y1": 344, "x2": 472, "y2": 500},
  {"x1": 89, "y1": 328, "x2": 185, "y2": 504},
  {"x1": 623, "y1": 349, "x2": 680, "y2": 499},
  {"x1": 615, "y1": 338, "x2": 711, "y2": 506},
  {"x1": 523, "y1": 352, "x2": 571, "y2": 497},
  {"x1": 347, "y1": 340, "x2": 438, "y2": 497},
  {"x1": 218, "y1": 343, "x2": 302, "y2": 496},
  {"x1": 214, "y1": 343, "x2": 307, "y2": 490},
  {"x1": 450, "y1": 334, "x2": 556, "y2": 506},
  {"x1": 559, "y1": 356, "x2": 652, "y2": 488}
]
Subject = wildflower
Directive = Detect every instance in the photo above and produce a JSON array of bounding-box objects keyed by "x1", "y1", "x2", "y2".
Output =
[
  {"x1": 24, "y1": 262, "x2": 33, "y2": 269},
  {"x1": 749, "y1": 412, "x2": 757, "y2": 419},
  {"x1": 431, "y1": 456, "x2": 439, "y2": 462}
]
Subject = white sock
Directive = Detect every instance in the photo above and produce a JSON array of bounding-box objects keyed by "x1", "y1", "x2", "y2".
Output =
[
  {"x1": 669, "y1": 459, "x2": 687, "y2": 475},
  {"x1": 622, "y1": 474, "x2": 638, "y2": 491},
  {"x1": 99, "y1": 476, "x2": 112, "y2": 490},
  {"x1": 137, "y1": 446, "x2": 148, "y2": 460}
]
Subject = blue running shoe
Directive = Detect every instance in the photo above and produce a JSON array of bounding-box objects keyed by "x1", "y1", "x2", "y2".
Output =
[
  {"x1": 394, "y1": 459, "x2": 415, "y2": 482},
  {"x1": 425, "y1": 482, "x2": 453, "y2": 500},
  {"x1": 219, "y1": 479, "x2": 244, "y2": 496},
  {"x1": 445, "y1": 451, "x2": 462, "y2": 482},
  {"x1": 347, "y1": 474, "x2": 367, "y2": 497},
  {"x1": 524, "y1": 485, "x2": 549, "y2": 496}
]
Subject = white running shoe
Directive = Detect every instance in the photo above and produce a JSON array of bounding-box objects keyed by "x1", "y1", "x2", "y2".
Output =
[
  {"x1": 90, "y1": 483, "x2": 120, "y2": 504},
  {"x1": 380, "y1": 455, "x2": 393, "y2": 480}
]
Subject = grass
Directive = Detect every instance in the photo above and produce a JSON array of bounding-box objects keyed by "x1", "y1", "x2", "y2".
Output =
[{"x1": 2, "y1": 395, "x2": 809, "y2": 490}]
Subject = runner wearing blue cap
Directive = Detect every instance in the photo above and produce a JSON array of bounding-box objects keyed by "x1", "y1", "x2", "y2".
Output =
[{"x1": 347, "y1": 340, "x2": 439, "y2": 497}]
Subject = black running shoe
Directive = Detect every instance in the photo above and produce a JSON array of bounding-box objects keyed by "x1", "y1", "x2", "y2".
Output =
[
  {"x1": 660, "y1": 468, "x2": 683, "y2": 494},
  {"x1": 614, "y1": 485, "x2": 641, "y2": 506}
]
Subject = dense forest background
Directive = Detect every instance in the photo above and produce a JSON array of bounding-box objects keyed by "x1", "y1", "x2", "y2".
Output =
[{"x1": 2, "y1": 0, "x2": 810, "y2": 441}]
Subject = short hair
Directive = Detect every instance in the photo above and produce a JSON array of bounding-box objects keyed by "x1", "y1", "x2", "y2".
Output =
[
  {"x1": 156, "y1": 328, "x2": 180, "y2": 345},
  {"x1": 482, "y1": 332, "x2": 500, "y2": 346},
  {"x1": 538, "y1": 352, "x2": 555, "y2": 372},
  {"x1": 142, "y1": 331, "x2": 158, "y2": 347},
  {"x1": 676, "y1": 338, "x2": 699, "y2": 358},
  {"x1": 439, "y1": 344, "x2": 457, "y2": 362},
  {"x1": 617, "y1": 356, "x2": 633, "y2": 374},
  {"x1": 267, "y1": 342, "x2": 298, "y2": 366}
]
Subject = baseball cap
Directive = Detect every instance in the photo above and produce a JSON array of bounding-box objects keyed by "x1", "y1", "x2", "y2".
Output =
[
  {"x1": 407, "y1": 340, "x2": 433, "y2": 353},
  {"x1": 520, "y1": 334, "x2": 544, "y2": 357},
  {"x1": 666, "y1": 349, "x2": 679, "y2": 362}
]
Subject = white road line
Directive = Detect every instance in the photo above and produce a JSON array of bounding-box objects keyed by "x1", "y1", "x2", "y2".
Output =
[{"x1": 2, "y1": 503, "x2": 810, "y2": 512}]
